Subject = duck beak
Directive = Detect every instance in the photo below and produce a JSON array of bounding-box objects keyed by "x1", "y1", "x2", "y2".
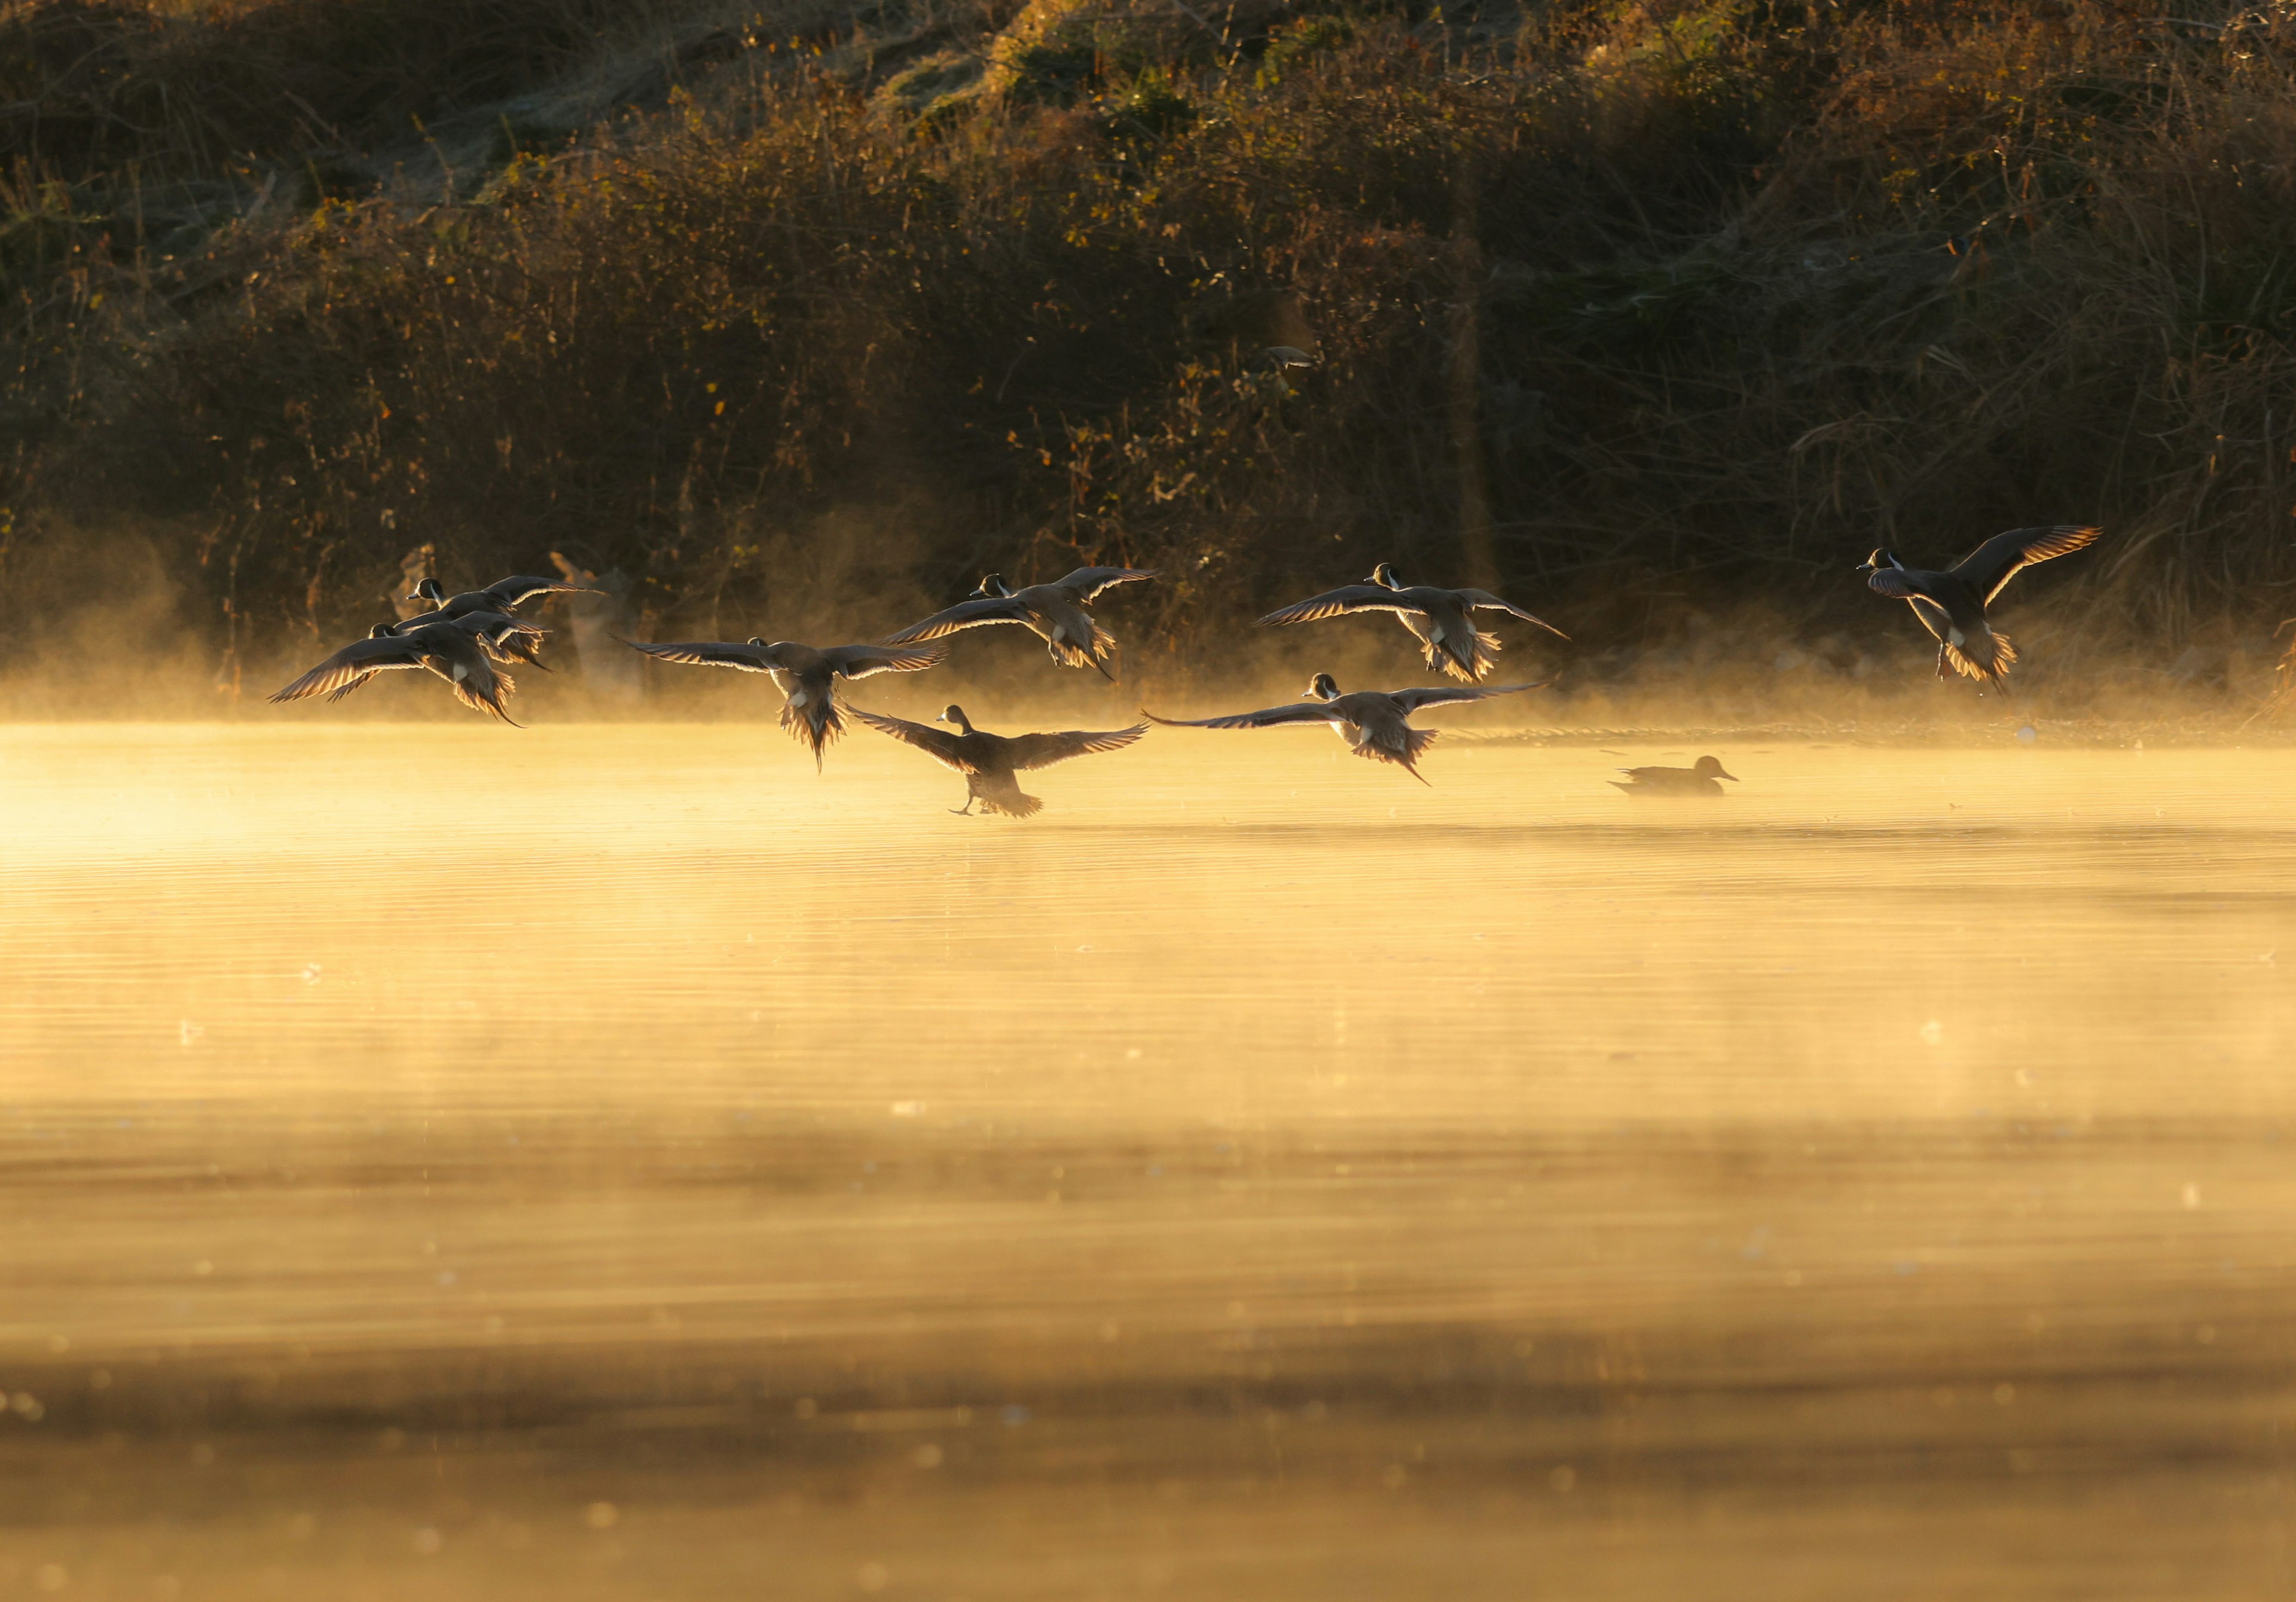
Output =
[
  {"x1": 1854, "y1": 562, "x2": 1874, "y2": 575},
  {"x1": 1718, "y1": 770, "x2": 1740, "y2": 782}
]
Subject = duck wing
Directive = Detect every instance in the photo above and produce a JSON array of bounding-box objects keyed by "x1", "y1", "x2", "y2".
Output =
[
  {"x1": 1949, "y1": 525, "x2": 2100, "y2": 604},
  {"x1": 1046, "y1": 566, "x2": 1159, "y2": 600},
  {"x1": 880, "y1": 595, "x2": 1036, "y2": 644},
  {"x1": 480, "y1": 575, "x2": 600, "y2": 609},
  {"x1": 1457, "y1": 589, "x2": 1568, "y2": 639},
  {"x1": 1004, "y1": 724, "x2": 1148, "y2": 770},
  {"x1": 1256, "y1": 585, "x2": 1427, "y2": 627},
  {"x1": 622, "y1": 639, "x2": 777, "y2": 671},
  {"x1": 269, "y1": 634, "x2": 434, "y2": 702},
  {"x1": 821, "y1": 643, "x2": 949, "y2": 678},
  {"x1": 1143, "y1": 703, "x2": 1345, "y2": 730},
  {"x1": 1390, "y1": 682, "x2": 1544, "y2": 714},
  {"x1": 850, "y1": 707, "x2": 978, "y2": 771}
]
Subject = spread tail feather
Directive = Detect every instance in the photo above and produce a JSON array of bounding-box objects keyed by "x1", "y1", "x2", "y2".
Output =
[
  {"x1": 1425, "y1": 628, "x2": 1500, "y2": 683},
  {"x1": 979, "y1": 785, "x2": 1044, "y2": 817},
  {"x1": 1359, "y1": 727, "x2": 1437, "y2": 783},
  {"x1": 782, "y1": 696, "x2": 846, "y2": 771},
  {"x1": 1944, "y1": 629, "x2": 2017, "y2": 686}
]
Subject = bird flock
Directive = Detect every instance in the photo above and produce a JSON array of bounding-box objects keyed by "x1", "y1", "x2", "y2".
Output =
[{"x1": 271, "y1": 524, "x2": 2102, "y2": 815}]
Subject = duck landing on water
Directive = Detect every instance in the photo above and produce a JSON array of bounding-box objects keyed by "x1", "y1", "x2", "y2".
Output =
[
  {"x1": 1859, "y1": 525, "x2": 2100, "y2": 689},
  {"x1": 1610, "y1": 755, "x2": 1738, "y2": 797},
  {"x1": 1144, "y1": 672, "x2": 1543, "y2": 785},
  {"x1": 852, "y1": 704, "x2": 1146, "y2": 816}
]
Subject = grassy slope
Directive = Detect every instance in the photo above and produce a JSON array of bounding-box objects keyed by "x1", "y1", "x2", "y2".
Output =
[{"x1": 5, "y1": 0, "x2": 2296, "y2": 698}]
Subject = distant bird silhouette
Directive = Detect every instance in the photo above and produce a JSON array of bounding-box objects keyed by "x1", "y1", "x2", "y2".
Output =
[
  {"x1": 1859, "y1": 526, "x2": 2100, "y2": 688},
  {"x1": 1611, "y1": 755, "x2": 1738, "y2": 797},
  {"x1": 883, "y1": 568, "x2": 1157, "y2": 680},
  {"x1": 622, "y1": 637, "x2": 946, "y2": 768},
  {"x1": 1144, "y1": 672, "x2": 1542, "y2": 785},
  {"x1": 853, "y1": 704, "x2": 1146, "y2": 816},
  {"x1": 271, "y1": 622, "x2": 520, "y2": 724},
  {"x1": 1257, "y1": 564, "x2": 1565, "y2": 683}
]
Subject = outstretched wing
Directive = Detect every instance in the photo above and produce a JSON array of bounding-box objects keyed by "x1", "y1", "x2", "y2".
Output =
[
  {"x1": 850, "y1": 707, "x2": 977, "y2": 771},
  {"x1": 622, "y1": 639, "x2": 775, "y2": 671},
  {"x1": 269, "y1": 635, "x2": 430, "y2": 702},
  {"x1": 1949, "y1": 525, "x2": 2100, "y2": 604},
  {"x1": 1390, "y1": 682, "x2": 1546, "y2": 715},
  {"x1": 1143, "y1": 703, "x2": 1346, "y2": 731},
  {"x1": 822, "y1": 643, "x2": 948, "y2": 679},
  {"x1": 1257, "y1": 585, "x2": 1426, "y2": 627},
  {"x1": 881, "y1": 596, "x2": 1036, "y2": 645},
  {"x1": 482, "y1": 575, "x2": 599, "y2": 609},
  {"x1": 1048, "y1": 567, "x2": 1159, "y2": 601},
  {"x1": 1004, "y1": 725, "x2": 1148, "y2": 770},
  {"x1": 1457, "y1": 589, "x2": 1568, "y2": 639}
]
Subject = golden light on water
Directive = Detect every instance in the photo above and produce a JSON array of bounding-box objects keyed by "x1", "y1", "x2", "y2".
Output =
[{"x1": 5, "y1": 722, "x2": 2295, "y2": 1595}]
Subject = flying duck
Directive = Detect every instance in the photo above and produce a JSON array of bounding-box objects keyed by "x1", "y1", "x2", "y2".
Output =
[
  {"x1": 622, "y1": 637, "x2": 947, "y2": 768},
  {"x1": 271, "y1": 622, "x2": 520, "y2": 724},
  {"x1": 1611, "y1": 755, "x2": 1738, "y2": 796},
  {"x1": 881, "y1": 567, "x2": 1158, "y2": 680},
  {"x1": 1859, "y1": 526, "x2": 2100, "y2": 688},
  {"x1": 1143, "y1": 672, "x2": 1543, "y2": 785},
  {"x1": 1257, "y1": 564, "x2": 1566, "y2": 683},
  {"x1": 852, "y1": 704, "x2": 1146, "y2": 816},
  {"x1": 403, "y1": 573, "x2": 598, "y2": 625}
]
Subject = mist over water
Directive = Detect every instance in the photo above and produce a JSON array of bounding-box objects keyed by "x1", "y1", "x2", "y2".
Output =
[{"x1": 5, "y1": 723, "x2": 2295, "y2": 1597}]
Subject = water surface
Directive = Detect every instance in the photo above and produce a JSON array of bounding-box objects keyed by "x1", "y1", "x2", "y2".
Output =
[{"x1": 3, "y1": 724, "x2": 2292, "y2": 1598}]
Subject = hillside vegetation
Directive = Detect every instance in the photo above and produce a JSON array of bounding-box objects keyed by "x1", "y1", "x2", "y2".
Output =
[{"x1": 5, "y1": 0, "x2": 2296, "y2": 700}]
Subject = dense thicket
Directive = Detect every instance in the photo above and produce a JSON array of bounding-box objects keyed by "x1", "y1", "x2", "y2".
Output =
[{"x1": 5, "y1": 0, "x2": 2295, "y2": 690}]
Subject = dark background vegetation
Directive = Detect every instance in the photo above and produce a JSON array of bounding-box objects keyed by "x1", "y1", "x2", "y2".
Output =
[{"x1": 5, "y1": 0, "x2": 2296, "y2": 701}]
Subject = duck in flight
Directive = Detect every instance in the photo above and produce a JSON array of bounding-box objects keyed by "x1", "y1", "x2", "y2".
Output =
[
  {"x1": 1611, "y1": 755, "x2": 1738, "y2": 797},
  {"x1": 271, "y1": 621, "x2": 521, "y2": 724},
  {"x1": 621, "y1": 638, "x2": 948, "y2": 768},
  {"x1": 1859, "y1": 526, "x2": 2100, "y2": 688},
  {"x1": 853, "y1": 704, "x2": 1147, "y2": 816},
  {"x1": 1257, "y1": 564, "x2": 1565, "y2": 683},
  {"x1": 1144, "y1": 672, "x2": 1543, "y2": 785},
  {"x1": 402, "y1": 574, "x2": 599, "y2": 626},
  {"x1": 881, "y1": 567, "x2": 1158, "y2": 681}
]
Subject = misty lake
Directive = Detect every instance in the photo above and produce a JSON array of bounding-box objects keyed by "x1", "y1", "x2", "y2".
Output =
[{"x1": 2, "y1": 722, "x2": 2292, "y2": 1599}]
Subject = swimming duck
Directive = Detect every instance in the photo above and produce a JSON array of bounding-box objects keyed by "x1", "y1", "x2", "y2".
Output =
[
  {"x1": 881, "y1": 567, "x2": 1158, "y2": 680},
  {"x1": 1144, "y1": 672, "x2": 1543, "y2": 785},
  {"x1": 1257, "y1": 564, "x2": 1566, "y2": 683},
  {"x1": 852, "y1": 704, "x2": 1146, "y2": 816},
  {"x1": 1610, "y1": 755, "x2": 1738, "y2": 797},
  {"x1": 271, "y1": 622, "x2": 519, "y2": 724},
  {"x1": 1859, "y1": 526, "x2": 2099, "y2": 688},
  {"x1": 402, "y1": 573, "x2": 599, "y2": 625},
  {"x1": 622, "y1": 637, "x2": 948, "y2": 768}
]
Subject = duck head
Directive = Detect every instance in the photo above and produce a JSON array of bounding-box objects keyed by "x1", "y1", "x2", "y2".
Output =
[
  {"x1": 1856, "y1": 548, "x2": 1904, "y2": 575},
  {"x1": 369, "y1": 623, "x2": 395, "y2": 639},
  {"x1": 1368, "y1": 563, "x2": 1403, "y2": 590},
  {"x1": 970, "y1": 573, "x2": 1013, "y2": 599},
  {"x1": 936, "y1": 704, "x2": 977, "y2": 734},
  {"x1": 405, "y1": 576, "x2": 446, "y2": 603},
  {"x1": 1693, "y1": 755, "x2": 1739, "y2": 782},
  {"x1": 1302, "y1": 672, "x2": 1341, "y2": 702}
]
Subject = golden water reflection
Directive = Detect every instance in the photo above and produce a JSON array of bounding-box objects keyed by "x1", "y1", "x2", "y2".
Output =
[{"x1": 2, "y1": 724, "x2": 2292, "y2": 1598}]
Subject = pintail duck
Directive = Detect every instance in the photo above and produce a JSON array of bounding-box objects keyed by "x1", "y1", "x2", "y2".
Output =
[
  {"x1": 1144, "y1": 671, "x2": 1543, "y2": 785},
  {"x1": 852, "y1": 704, "x2": 1146, "y2": 816},
  {"x1": 1257, "y1": 563, "x2": 1565, "y2": 683},
  {"x1": 1860, "y1": 526, "x2": 2099, "y2": 688},
  {"x1": 271, "y1": 622, "x2": 520, "y2": 724},
  {"x1": 1611, "y1": 755, "x2": 1737, "y2": 797},
  {"x1": 622, "y1": 637, "x2": 947, "y2": 768},
  {"x1": 403, "y1": 574, "x2": 599, "y2": 625},
  {"x1": 882, "y1": 567, "x2": 1158, "y2": 681}
]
